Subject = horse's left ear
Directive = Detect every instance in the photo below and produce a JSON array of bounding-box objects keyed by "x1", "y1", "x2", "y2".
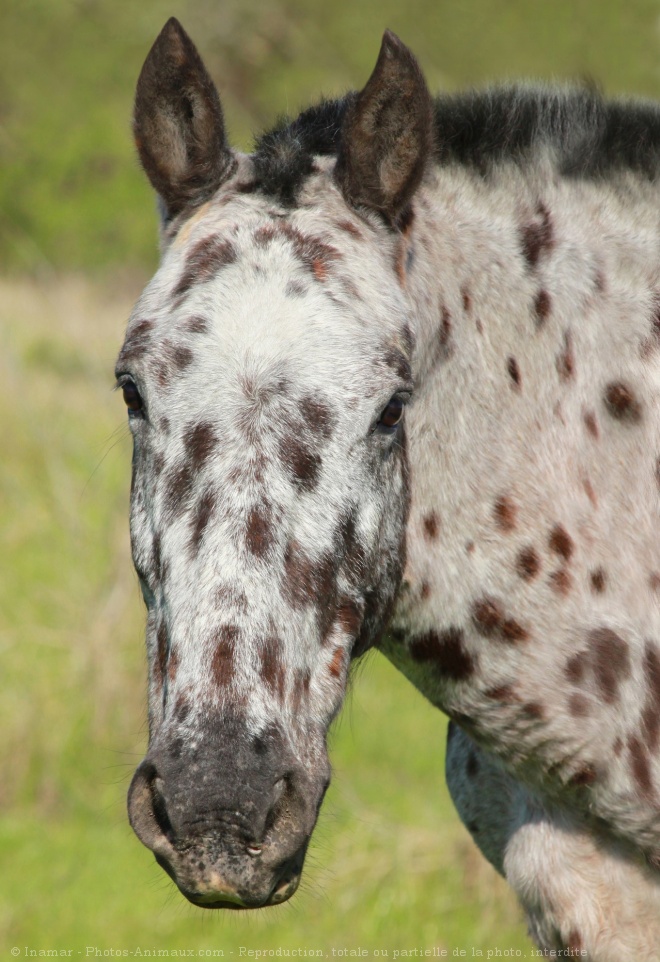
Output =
[
  {"x1": 133, "y1": 18, "x2": 234, "y2": 221},
  {"x1": 335, "y1": 30, "x2": 434, "y2": 227}
]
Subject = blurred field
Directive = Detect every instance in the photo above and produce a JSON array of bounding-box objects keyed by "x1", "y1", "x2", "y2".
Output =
[{"x1": 4, "y1": 0, "x2": 660, "y2": 955}]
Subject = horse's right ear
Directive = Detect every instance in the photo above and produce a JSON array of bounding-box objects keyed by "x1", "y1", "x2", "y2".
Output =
[{"x1": 133, "y1": 18, "x2": 234, "y2": 220}]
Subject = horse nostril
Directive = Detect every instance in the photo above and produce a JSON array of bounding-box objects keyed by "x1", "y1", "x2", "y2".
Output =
[
  {"x1": 264, "y1": 774, "x2": 293, "y2": 836},
  {"x1": 128, "y1": 761, "x2": 176, "y2": 857},
  {"x1": 150, "y1": 776, "x2": 174, "y2": 843}
]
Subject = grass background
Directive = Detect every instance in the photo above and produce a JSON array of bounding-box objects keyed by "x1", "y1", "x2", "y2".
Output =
[{"x1": 3, "y1": 0, "x2": 660, "y2": 955}]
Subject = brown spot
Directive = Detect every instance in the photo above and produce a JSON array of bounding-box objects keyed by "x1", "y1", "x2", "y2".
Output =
[
  {"x1": 174, "y1": 694, "x2": 190, "y2": 723},
  {"x1": 167, "y1": 645, "x2": 179, "y2": 683},
  {"x1": 493, "y1": 495, "x2": 516, "y2": 532},
  {"x1": 604, "y1": 381, "x2": 642, "y2": 423},
  {"x1": 151, "y1": 531, "x2": 163, "y2": 583},
  {"x1": 420, "y1": 581, "x2": 431, "y2": 600},
  {"x1": 484, "y1": 683, "x2": 517, "y2": 702},
  {"x1": 437, "y1": 306, "x2": 453, "y2": 362},
  {"x1": 590, "y1": 568, "x2": 606, "y2": 593},
  {"x1": 582, "y1": 476, "x2": 597, "y2": 508},
  {"x1": 156, "y1": 620, "x2": 168, "y2": 687},
  {"x1": 589, "y1": 627, "x2": 631, "y2": 703},
  {"x1": 118, "y1": 319, "x2": 154, "y2": 364},
  {"x1": 299, "y1": 396, "x2": 335, "y2": 439},
  {"x1": 260, "y1": 636, "x2": 286, "y2": 699},
  {"x1": 172, "y1": 344, "x2": 193, "y2": 370},
  {"x1": 466, "y1": 751, "x2": 479, "y2": 777},
  {"x1": 254, "y1": 224, "x2": 340, "y2": 282},
  {"x1": 569, "y1": 765, "x2": 597, "y2": 787},
  {"x1": 475, "y1": 318, "x2": 483, "y2": 335},
  {"x1": 336, "y1": 599, "x2": 363, "y2": 637},
  {"x1": 283, "y1": 540, "x2": 336, "y2": 612},
  {"x1": 173, "y1": 235, "x2": 238, "y2": 299},
  {"x1": 521, "y1": 203, "x2": 553, "y2": 268},
  {"x1": 566, "y1": 930, "x2": 582, "y2": 954},
  {"x1": 335, "y1": 219, "x2": 363, "y2": 239},
  {"x1": 245, "y1": 504, "x2": 273, "y2": 559},
  {"x1": 409, "y1": 627, "x2": 475, "y2": 681},
  {"x1": 644, "y1": 643, "x2": 660, "y2": 703},
  {"x1": 186, "y1": 315, "x2": 209, "y2": 334},
  {"x1": 394, "y1": 242, "x2": 407, "y2": 285},
  {"x1": 472, "y1": 597, "x2": 504, "y2": 636},
  {"x1": 643, "y1": 643, "x2": 660, "y2": 752},
  {"x1": 549, "y1": 523, "x2": 573, "y2": 561},
  {"x1": 339, "y1": 511, "x2": 367, "y2": 586},
  {"x1": 534, "y1": 289, "x2": 551, "y2": 325},
  {"x1": 462, "y1": 288, "x2": 472, "y2": 312},
  {"x1": 650, "y1": 572, "x2": 660, "y2": 592},
  {"x1": 556, "y1": 330, "x2": 574, "y2": 381},
  {"x1": 565, "y1": 652, "x2": 586, "y2": 684},
  {"x1": 655, "y1": 456, "x2": 660, "y2": 491},
  {"x1": 613, "y1": 737, "x2": 623, "y2": 757},
  {"x1": 164, "y1": 462, "x2": 194, "y2": 519},
  {"x1": 628, "y1": 735, "x2": 654, "y2": 797},
  {"x1": 507, "y1": 356, "x2": 521, "y2": 390},
  {"x1": 185, "y1": 421, "x2": 217, "y2": 471},
  {"x1": 568, "y1": 694, "x2": 590, "y2": 717},
  {"x1": 472, "y1": 598, "x2": 529, "y2": 644},
  {"x1": 285, "y1": 280, "x2": 307, "y2": 298},
  {"x1": 423, "y1": 512, "x2": 440, "y2": 540},
  {"x1": 210, "y1": 625, "x2": 238, "y2": 687},
  {"x1": 549, "y1": 568, "x2": 572, "y2": 595},
  {"x1": 383, "y1": 348, "x2": 412, "y2": 382},
  {"x1": 504, "y1": 619, "x2": 530, "y2": 642},
  {"x1": 328, "y1": 645, "x2": 345, "y2": 679},
  {"x1": 522, "y1": 701, "x2": 544, "y2": 719},
  {"x1": 516, "y1": 546, "x2": 540, "y2": 580},
  {"x1": 190, "y1": 489, "x2": 215, "y2": 552},
  {"x1": 583, "y1": 409, "x2": 599, "y2": 439},
  {"x1": 642, "y1": 704, "x2": 660, "y2": 753},
  {"x1": 291, "y1": 668, "x2": 311, "y2": 711},
  {"x1": 279, "y1": 436, "x2": 321, "y2": 491}
]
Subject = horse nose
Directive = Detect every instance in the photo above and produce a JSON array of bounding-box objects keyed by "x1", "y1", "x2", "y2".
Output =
[{"x1": 126, "y1": 721, "x2": 329, "y2": 907}]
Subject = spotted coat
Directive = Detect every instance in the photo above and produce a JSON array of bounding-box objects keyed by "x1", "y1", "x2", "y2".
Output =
[{"x1": 122, "y1": 18, "x2": 660, "y2": 957}]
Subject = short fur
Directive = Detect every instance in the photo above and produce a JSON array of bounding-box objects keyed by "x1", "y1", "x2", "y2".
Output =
[{"x1": 122, "y1": 20, "x2": 660, "y2": 958}]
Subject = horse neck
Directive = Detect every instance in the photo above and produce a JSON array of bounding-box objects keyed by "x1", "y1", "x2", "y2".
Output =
[{"x1": 394, "y1": 157, "x2": 660, "y2": 636}]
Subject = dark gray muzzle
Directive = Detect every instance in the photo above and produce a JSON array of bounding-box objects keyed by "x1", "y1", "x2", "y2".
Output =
[{"x1": 127, "y1": 715, "x2": 330, "y2": 908}]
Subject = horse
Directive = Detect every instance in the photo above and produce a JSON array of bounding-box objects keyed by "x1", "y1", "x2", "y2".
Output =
[{"x1": 120, "y1": 18, "x2": 660, "y2": 959}]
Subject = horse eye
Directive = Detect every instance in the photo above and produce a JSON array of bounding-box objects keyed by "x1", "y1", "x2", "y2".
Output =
[
  {"x1": 378, "y1": 396, "x2": 404, "y2": 430},
  {"x1": 121, "y1": 380, "x2": 143, "y2": 412}
]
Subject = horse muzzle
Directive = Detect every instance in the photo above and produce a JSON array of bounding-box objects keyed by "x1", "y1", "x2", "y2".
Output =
[{"x1": 127, "y1": 716, "x2": 329, "y2": 908}]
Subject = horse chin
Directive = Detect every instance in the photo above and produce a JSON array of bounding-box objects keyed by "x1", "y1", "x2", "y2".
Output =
[
  {"x1": 154, "y1": 840, "x2": 306, "y2": 911},
  {"x1": 179, "y1": 873, "x2": 301, "y2": 910}
]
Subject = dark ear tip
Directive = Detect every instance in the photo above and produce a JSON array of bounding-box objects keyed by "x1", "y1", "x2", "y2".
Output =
[
  {"x1": 161, "y1": 16, "x2": 185, "y2": 37},
  {"x1": 381, "y1": 29, "x2": 404, "y2": 51},
  {"x1": 151, "y1": 17, "x2": 190, "y2": 54}
]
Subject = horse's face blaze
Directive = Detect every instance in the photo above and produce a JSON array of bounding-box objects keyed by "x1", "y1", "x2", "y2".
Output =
[{"x1": 121, "y1": 21, "x2": 422, "y2": 907}]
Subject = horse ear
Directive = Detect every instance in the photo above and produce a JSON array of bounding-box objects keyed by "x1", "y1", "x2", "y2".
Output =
[
  {"x1": 335, "y1": 31, "x2": 434, "y2": 227},
  {"x1": 133, "y1": 18, "x2": 234, "y2": 220}
]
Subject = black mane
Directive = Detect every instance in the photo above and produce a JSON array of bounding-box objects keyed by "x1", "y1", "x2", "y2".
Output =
[{"x1": 251, "y1": 85, "x2": 660, "y2": 204}]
